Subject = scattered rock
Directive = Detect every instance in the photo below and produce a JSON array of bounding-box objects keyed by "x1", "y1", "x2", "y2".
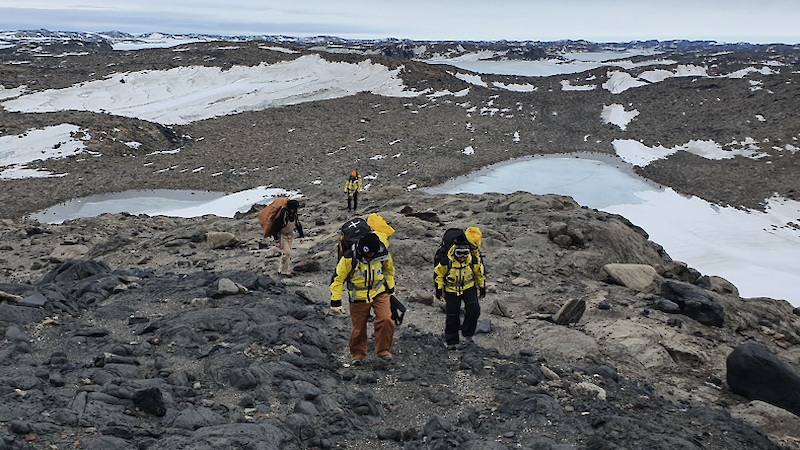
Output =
[
  {"x1": 511, "y1": 277, "x2": 531, "y2": 287},
  {"x1": 489, "y1": 298, "x2": 511, "y2": 317},
  {"x1": 552, "y1": 299, "x2": 586, "y2": 325},
  {"x1": 696, "y1": 275, "x2": 739, "y2": 296},
  {"x1": 0, "y1": 289, "x2": 23, "y2": 302},
  {"x1": 48, "y1": 244, "x2": 89, "y2": 262},
  {"x1": 660, "y1": 280, "x2": 725, "y2": 327},
  {"x1": 602, "y1": 263, "x2": 660, "y2": 293},
  {"x1": 730, "y1": 400, "x2": 800, "y2": 441},
  {"x1": 207, "y1": 231, "x2": 237, "y2": 249},
  {"x1": 570, "y1": 381, "x2": 607, "y2": 401},
  {"x1": 218, "y1": 278, "x2": 240, "y2": 295},
  {"x1": 132, "y1": 387, "x2": 167, "y2": 417}
]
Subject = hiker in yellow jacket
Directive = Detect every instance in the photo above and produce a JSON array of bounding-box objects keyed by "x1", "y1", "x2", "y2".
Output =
[
  {"x1": 344, "y1": 170, "x2": 363, "y2": 212},
  {"x1": 434, "y1": 235, "x2": 485, "y2": 350},
  {"x1": 330, "y1": 232, "x2": 396, "y2": 364}
]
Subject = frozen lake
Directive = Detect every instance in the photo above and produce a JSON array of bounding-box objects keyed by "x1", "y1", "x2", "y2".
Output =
[
  {"x1": 426, "y1": 153, "x2": 662, "y2": 208},
  {"x1": 30, "y1": 187, "x2": 295, "y2": 223}
]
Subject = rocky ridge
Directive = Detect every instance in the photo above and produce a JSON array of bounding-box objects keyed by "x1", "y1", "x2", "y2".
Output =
[{"x1": 2, "y1": 187, "x2": 800, "y2": 449}]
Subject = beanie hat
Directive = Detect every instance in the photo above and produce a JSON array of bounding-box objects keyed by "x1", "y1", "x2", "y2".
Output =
[
  {"x1": 358, "y1": 233, "x2": 381, "y2": 255},
  {"x1": 287, "y1": 199, "x2": 300, "y2": 210}
]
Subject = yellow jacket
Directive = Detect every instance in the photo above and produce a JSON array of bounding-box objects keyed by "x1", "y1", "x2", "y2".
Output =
[
  {"x1": 344, "y1": 175, "x2": 363, "y2": 195},
  {"x1": 330, "y1": 253, "x2": 395, "y2": 306},
  {"x1": 434, "y1": 246, "x2": 485, "y2": 296}
]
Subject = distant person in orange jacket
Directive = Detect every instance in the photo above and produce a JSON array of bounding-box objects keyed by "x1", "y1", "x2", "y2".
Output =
[{"x1": 344, "y1": 171, "x2": 363, "y2": 212}]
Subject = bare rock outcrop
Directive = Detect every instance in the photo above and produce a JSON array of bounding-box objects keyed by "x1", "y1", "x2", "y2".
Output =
[{"x1": 1, "y1": 187, "x2": 798, "y2": 449}]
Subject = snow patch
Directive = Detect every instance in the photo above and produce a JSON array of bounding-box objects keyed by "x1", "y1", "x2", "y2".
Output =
[
  {"x1": 0, "y1": 125, "x2": 88, "y2": 179},
  {"x1": 561, "y1": 80, "x2": 596, "y2": 91},
  {"x1": 454, "y1": 72, "x2": 488, "y2": 88},
  {"x1": 602, "y1": 71, "x2": 649, "y2": 94},
  {"x1": 613, "y1": 138, "x2": 770, "y2": 167},
  {"x1": 2, "y1": 55, "x2": 420, "y2": 125},
  {"x1": 602, "y1": 104, "x2": 639, "y2": 130}
]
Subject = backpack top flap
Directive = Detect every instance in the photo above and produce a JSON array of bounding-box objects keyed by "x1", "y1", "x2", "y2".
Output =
[
  {"x1": 367, "y1": 213, "x2": 395, "y2": 239},
  {"x1": 341, "y1": 218, "x2": 371, "y2": 247},
  {"x1": 465, "y1": 226, "x2": 482, "y2": 250}
]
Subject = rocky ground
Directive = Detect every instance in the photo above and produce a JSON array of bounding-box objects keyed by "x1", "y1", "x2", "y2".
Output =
[
  {"x1": 2, "y1": 186, "x2": 800, "y2": 450},
  {"x1": 2, "y1": 38, "x2": 800, "y2": 450}
]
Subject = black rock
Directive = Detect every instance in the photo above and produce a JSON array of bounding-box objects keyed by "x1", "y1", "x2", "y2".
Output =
[
  {"x1": 727, "y1": 343, "x2": 800, "y2": 417},
  {"x1": 132, "y1": 387, "x2": 167, "y2": 417}
]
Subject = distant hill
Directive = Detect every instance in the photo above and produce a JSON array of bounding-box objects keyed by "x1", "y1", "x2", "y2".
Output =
[{"x1": 1, "y1": 28, "x2": 789, "y2": 60}]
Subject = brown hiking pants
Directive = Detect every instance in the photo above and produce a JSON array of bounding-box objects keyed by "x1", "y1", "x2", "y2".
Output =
[
  {"x1": 348, "y1": 292, "x2": 394, "y2": 360},
  {"x1": 278, "y1": 229, "x2": 294, "y2": 275}
]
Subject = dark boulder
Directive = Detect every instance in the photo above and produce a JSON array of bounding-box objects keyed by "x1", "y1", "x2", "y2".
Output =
[
  {"x1": 726, "y1": 343, "x2": 800, "y2": 417},
  {"x1": 660, "y1": 280, "x2": 724, "y2": 327},
  {"x1": 38, "y1": 260, "x2": 111, "y2": 284}
]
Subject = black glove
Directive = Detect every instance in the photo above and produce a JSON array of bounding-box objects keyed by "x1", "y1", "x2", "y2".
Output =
[
  {"x1": 435, "y1": 288, "x2": 442, "y2": 299},
  {"x1": 390, "y1": 295, "x2": 405, "y2": 326},
  {"x1": 386, "y1": 286, "x2": 395, "y2": 295},
  {"x1": 479, "y1": 286, "x2": 486, "y2": 298}
]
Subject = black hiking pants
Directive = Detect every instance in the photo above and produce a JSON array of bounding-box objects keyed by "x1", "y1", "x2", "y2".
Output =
[
  {"x1": 347, "y1": 192, "x2": 359, "y2": 211},
  {"x1": 444, "y1": 286, "x2": 480, "y2": 346}
]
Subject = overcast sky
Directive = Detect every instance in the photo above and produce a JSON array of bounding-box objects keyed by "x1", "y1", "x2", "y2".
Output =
[{"x1": 0, "y1": 0, "x2": 798, "y2": 44}]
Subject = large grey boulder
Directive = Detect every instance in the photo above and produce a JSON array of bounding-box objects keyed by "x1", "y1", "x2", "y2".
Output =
[
  {"x1": 49, "y1": 244, "x2": 89, "y2": 262},
  {"x1": 207, "y1": 231, "x2": 238, "y2": 249},
  {"x1": 602, "y1": 263, "x2": 660, "y2": 293}
]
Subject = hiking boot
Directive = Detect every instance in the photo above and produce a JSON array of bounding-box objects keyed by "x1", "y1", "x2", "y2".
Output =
[
  {"x1": 464, "y1": 336, "x2": 474, "y2": 343},
  {"x1": 445, "y1": 342, "x2": 458, "y2": 351},
  {"x1": 379, "y1": 354, "x2": 393, "y2": 362},
  {"x1": 350, "y1": 358, "x2": 363, "y2": 367}
]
